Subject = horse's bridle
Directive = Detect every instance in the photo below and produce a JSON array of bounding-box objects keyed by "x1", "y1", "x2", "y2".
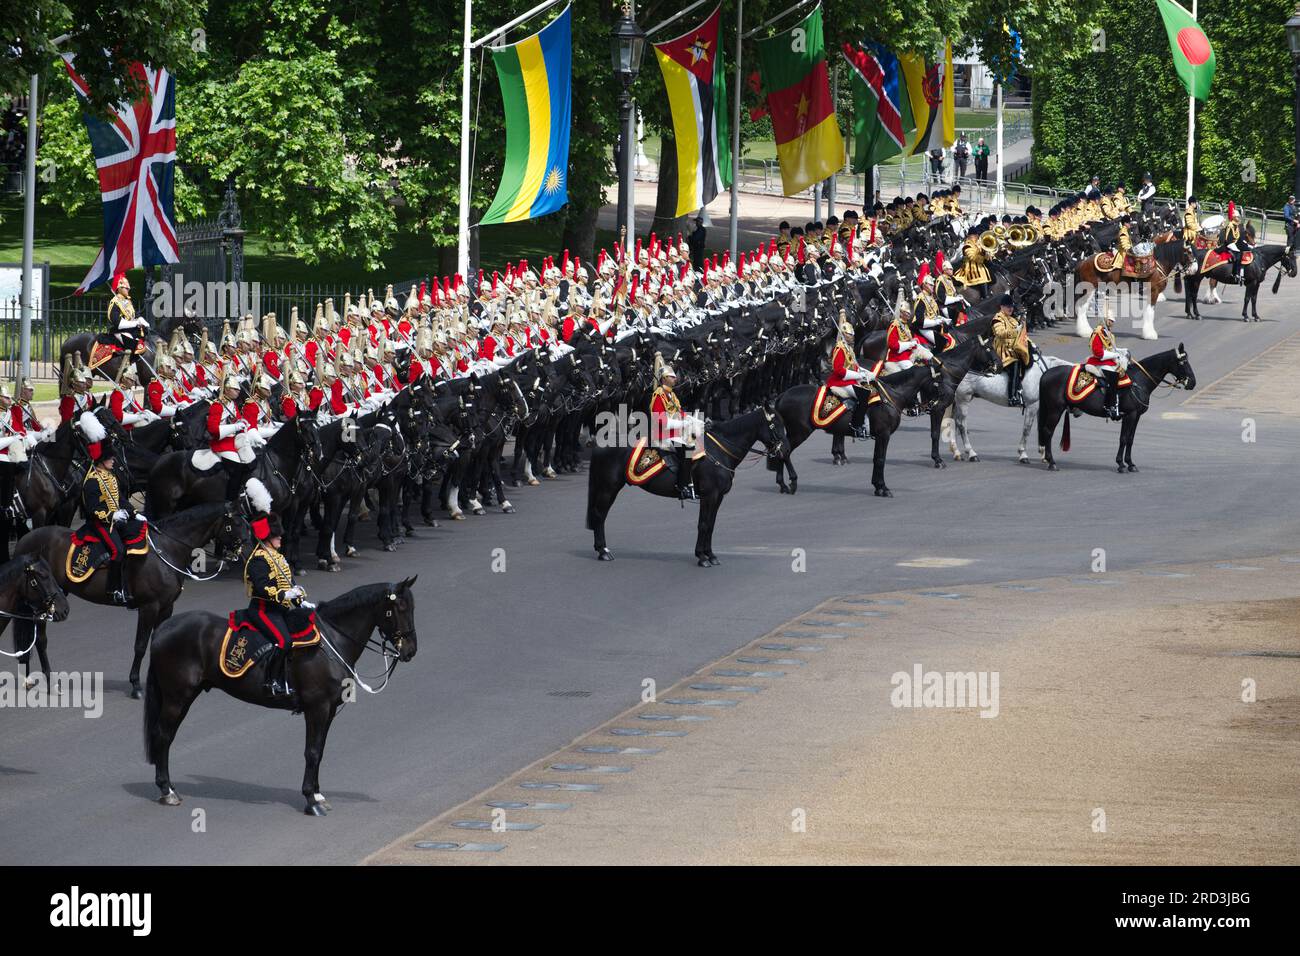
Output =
[{"x1": 378, "y1": 590, "x2": 414, "y2": 656}]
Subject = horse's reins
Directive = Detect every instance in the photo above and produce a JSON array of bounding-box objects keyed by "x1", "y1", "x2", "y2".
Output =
[{"x1": 145, "y1": 520, "x2": 233, "y2": 581}]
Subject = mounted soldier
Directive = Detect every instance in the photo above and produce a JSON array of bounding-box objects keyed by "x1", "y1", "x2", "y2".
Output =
[
  {"x1": 1182, "y1": 195, "x2": 1199, "y2": 243},
  {"x1": 79, "y1": 440, "x2": 145, "y2": 607},
  {"x1": 650, "y1": 354, "x2": 701, "y2": 501},
  {"x1": 243, "y1": 511, "x2": 312, "y2": 700},
  {"x1": 1217, "y1": 201, "x2": 1251, "y2": 281},
  {"x1": 826, "y1": 311, "x2": 876, "y2": 441},
  {"x1": 1085, "y1": 313, "x2": 1128, "y2": 421},
  {"x1": 207, "y1": 371, "x2": 255, "y2": 499},
  {"x1": 992, "y1": 293, "x2": 1031, "y2": 407},
  {"x1": 101, "y1": 273, "x2": 149, "y2": 355}
]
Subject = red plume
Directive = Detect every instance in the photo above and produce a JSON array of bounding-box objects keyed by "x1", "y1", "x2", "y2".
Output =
[
  {"x1": 562, "y1": 249, "x2": 570, "y2": 276},
  {"x1": 597, "y1": 249, "x2": 607, "y2": 272},
  {"x1": 917, "y1": 262, "x2": 930, "y2": 285},
  {"x1": 935, "y1": 250, "x2": 945, "y2": 273},
  {"x1": 797, "y1": 237, "x2": 806, "y2": 263}
]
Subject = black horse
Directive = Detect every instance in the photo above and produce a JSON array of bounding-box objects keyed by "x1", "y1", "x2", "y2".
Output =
[
  {"x1": 0, "y1": 555, "x2": 72, "y2": 690},
  {"x1": 586, "y1": 406, "x2": 788, "y2": 566},
  {"x1": 13, "y1": 501, "x2": 248, "y2": 698},
  {"x1": 1037, "y1": 344, "x2": 1196, "y2": 472},
  {"x1": 1184, "y1": 240, "x2": 1297, "y2": 322},
  {"x1": 143, "y1": 577, "x2": 418, "y2": 815}
]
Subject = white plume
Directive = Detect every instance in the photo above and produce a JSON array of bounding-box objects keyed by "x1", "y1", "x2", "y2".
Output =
[
  {"x1": 79, "y1": 411, "x2": 106, "y2": 443},
  {"x1": 244, "y1": 477, "x2": 272, "y2": 514}
]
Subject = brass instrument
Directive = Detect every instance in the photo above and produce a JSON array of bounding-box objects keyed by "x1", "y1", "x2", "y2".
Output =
[{"x1": 978, "y1": 231, "x2": 1001, "y2": 254}]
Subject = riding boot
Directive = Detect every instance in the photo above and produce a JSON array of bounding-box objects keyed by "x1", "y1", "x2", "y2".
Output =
[
  {"x1": 1231, "y1": 252, "x2": 1242, "y2": 281},
  {"x1": 675, "y1": 447, "x2": 695, "y2": 501},
  {"x1": 223, "y1": 460, "x2": 249, "y2": 501},
  {"x1": 1007, "y1": 362, "x2": 1024, "y2": 408},
  {"x1": 106, "y1": 559, "x2": 129, "y2": 607},
  {"x1": 1103, "y1": 370, "x2": 1122, "y2": 421},
  {"x1": 850, "y1": 387, "x2": 871, "y2": 440},
  {"x1": 264, "y1": 646, "x2": 293, "y2": 699}
]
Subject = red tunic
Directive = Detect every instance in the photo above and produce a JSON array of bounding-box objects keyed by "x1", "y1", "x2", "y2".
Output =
[
  {"x1": 207, "y1": 401, "x2": 240, "y2": 454},
  {"x1": 281, "y1": 395, "x2": 300, "y2": 419},
  {"x1": 307, "y1": 387, "x2": 325, "y2": 412},
  {"x1": 1089, "y1": 328, "x2": 1117, "y2": 368},
  {"x1": 109, "y1": 389, "x2": 142, "y2": 431},
  {"x1": 886, "y1": 320, "x2": 918, "y2": 364},
  {"x1": 826, "y1": 342, "x2": 859, "y2": 388}
]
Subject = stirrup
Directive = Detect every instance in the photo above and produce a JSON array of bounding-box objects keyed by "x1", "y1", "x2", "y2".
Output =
[
  {"x1": 851, "y1": 424, "x2": 871, "y2": 441},
  {"x1": 111, "y1": 589, "x2": 129, "y2": 607},
  {"x1": 678, "y1": 484, "x2": 697, "y2": 501}
]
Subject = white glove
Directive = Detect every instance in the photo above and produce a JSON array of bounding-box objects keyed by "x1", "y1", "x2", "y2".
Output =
[
  {"x1": 112, "y1": 509, "x2": 129, "y2": 522},
  {"x1": 217, "y1": 422, "x2": 242, "y2": 438},
  {"x1": 284, "y1": 586, "x2": 304, "y2": 602},
  {"x1": 161, "y1": 404, "x2": 177, "y2": 418},
  {"x1": 22, "y1": 433, "x2": 37, "y2": 449},
  {"x1": 121, "y1": 412, "x2": 145, "y2": 426},
  {"x1": 914, "y1": 345, "x2": 934, "y2": 361}
]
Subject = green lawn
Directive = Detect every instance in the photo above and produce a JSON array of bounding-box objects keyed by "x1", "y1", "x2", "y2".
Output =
[{"x1": 0, "y1": 197, "x2": 621, "y2": 299}]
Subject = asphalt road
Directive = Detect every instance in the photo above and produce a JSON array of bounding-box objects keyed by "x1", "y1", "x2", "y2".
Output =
[{"x1": 2, "y1": 284, "x2": 1298, "y2": 865}]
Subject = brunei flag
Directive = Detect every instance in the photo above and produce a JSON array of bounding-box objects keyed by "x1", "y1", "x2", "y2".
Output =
[
  {"x1": 480, "y1": 5, "x2": 572, "y2": 226},
  {"x1": 653, "y1": 5, "x2": 732, "y2": 217},
  {"x1": 756, "y1": 4, "x2": 844, "y2": 196}
]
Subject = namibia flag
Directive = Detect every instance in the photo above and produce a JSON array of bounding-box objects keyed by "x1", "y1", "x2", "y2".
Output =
[{"x1": 480, "y1": 5, "x2": 572, "y2": 226}]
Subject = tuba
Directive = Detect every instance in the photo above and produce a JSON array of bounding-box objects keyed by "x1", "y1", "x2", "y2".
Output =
[{"x1": 979, "y1": 231, "x2": 1001, "y2": 255}]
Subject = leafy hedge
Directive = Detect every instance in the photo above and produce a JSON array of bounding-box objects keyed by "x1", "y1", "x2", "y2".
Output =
[{"x1": 1031, "y1": 0, "x2": 1294, "y2": 208}]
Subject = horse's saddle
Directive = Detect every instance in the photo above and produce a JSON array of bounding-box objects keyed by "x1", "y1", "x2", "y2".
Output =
[
  {"x1": 191, "y1": 447, "x2": 221, "y2": 471},
  {"x1": 87, "y1": 337, "x2": 145, "y2": 370},
  {"x1": 1093, "y1": 250, "x2": 1156, "y2": 278},
  {"x1": 812, "y1": 385, "x2": 849, "y2": 428},
  {"x1": 220, "y1": 608, "x2": 321, "y2": 679},
  {"x1": 1202, "y1": 249, "x2": 1252, "y2": 272},
  {"x1": 626, "y1": 439, "x2": 668, "y2": 485},
  {"x1": 65, "y1": 522, "x2": 149, "y2": 583},
  {"x1": 1066, "y1": 364, "x2": 1132, "y2": 404}
]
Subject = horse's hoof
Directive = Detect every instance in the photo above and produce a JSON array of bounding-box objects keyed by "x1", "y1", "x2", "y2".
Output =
[
  {"x1": 304, "y1": 802, "x2": 327, "y2": 817},
  {"x1": 383, "y1": 543, "x2": 397, "y2": 553},
  {"x1": 1127, "y1": 465, "x2": 1139, "y2": 473},
  {"x1": 1016, "y1": 457, "x2": 1028, "y2": 465},
  {"x1": 970, "y1": 455, "x2": 980, "y2": 463},
  {"x1": 1117, "y1": 465, "x2": 1126, "y2": 474},
  {"x1": 330, "y1": 562, "x2": 342, "y2": 572},
  {"x1": 313, "y1": 794, "x2": 332, "y2": 812},
  {"x1": 708, "y1": 556, "x2": 721, "y2": 566},
  {"x1": 159, "y1": 790, "x2": 181, "y2": 807},
  {"x1": 471, "y1": 507, "x2": 485, "y2": 516},
  {"x1": 318, "y1": 560, "x2": 331, "y2": 571},
  {"x1": 933, "y1": 460, "x2": 945, "y2": 469},
  {"x1": 451, "y1": 512, "x2": 465, "y2": 521},
  {"x1": 789, "y1": 483, "x2": 797, "y2": 495},
  {"x1": 697, "y1": 557, "x2": 711, "y2": 567},
  {"x1": 596, "y1": 549, "x2": 614, "y2": 561},
  {"x1": 501, "y1": 503, "x2": 515, "y2": 514},
  {"x1": 129, "y1": 684, "x2": 143, "y2": 700},
  {"x1": 779, "y1": 485, "x2": 789, "y2": 494},
  {"x1": 1047, "y1": 463, "x2": 1059, "y2": 472},
  {"x1": 345, "y1": 546, "x2": 359, "y2": 557}
]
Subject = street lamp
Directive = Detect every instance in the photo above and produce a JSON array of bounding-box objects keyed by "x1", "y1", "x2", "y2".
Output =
[
  {"x1": 611, "y1": 2, "x2": 646, "y2": 257},
  {"x1": 1287, "y1": 6, "x2": 1300, "y2": 200}
]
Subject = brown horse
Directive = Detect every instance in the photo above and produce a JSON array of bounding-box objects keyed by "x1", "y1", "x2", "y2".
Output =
[{"x1": 1072, "y1": 238, "x2": 1190, "y2": 341}]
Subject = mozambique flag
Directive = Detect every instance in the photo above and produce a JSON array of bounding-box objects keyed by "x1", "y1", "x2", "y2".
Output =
[
  {"x1": 653, "y1": 5, "x2": 732, "y2": 217},
  {"x1": 480, "y1": 5, "x2": 572, "y2": 226},
  {"x1": 841, "y1": 42, "x2": 914, "y2": 173},
  {"x1": 756, "y1": 4, "x2": 844, "y2": 196},
  {"x1": 1154, "y1": 0, "x2": 1215, "y2": 101}
]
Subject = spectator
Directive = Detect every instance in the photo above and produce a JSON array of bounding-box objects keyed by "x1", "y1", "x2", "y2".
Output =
[
  {"x1": 1285, "y1": 195, "x2": 1297, "y2": 247},
  {"x1": 973, "y1": 138, "x2": 990, "y2": 183},
  {"x1": 688, "y1": 216, "x2": 707, "y2": 271},
  {"x1": 927, "y1": 148, "x2": 944, "y2": 185},
  {"x1": 953, "y1": 134, "x2": 970, "y2": 181}
]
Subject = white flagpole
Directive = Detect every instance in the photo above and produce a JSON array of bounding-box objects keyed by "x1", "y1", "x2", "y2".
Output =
[
  {"x1": 994, "y1": 80, "x2": 1005, "y2": 213},
  {"x1": 457, "y1": 0, "x2": 472, "y2": 281},
  {"x1": 729, "y1": 0, "x2": 743, "y2": 262},
  {"x1": 19, "y1": 71, "x2": 38, "y2": 383},
  {"x1": 1184, "y1": 0, "x2": 1197, "y2": 199}
]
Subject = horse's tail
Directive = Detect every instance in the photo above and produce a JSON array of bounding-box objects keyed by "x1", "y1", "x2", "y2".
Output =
[
  {"x1": 143, "y1": 662, "x2": 163, "y2": 765},
  {"x1": 1273, "y1": 270, "x2": 1282, "y2": 295},
  {"x1": 1060, "y1": 411, "x2": 1071, "y2": 453},
  {"x1": 1173, "y1": 272, "x2": 1182, "y2": 295}
]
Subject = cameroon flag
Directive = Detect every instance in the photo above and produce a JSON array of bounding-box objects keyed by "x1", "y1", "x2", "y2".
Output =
[
  {"x1": 1154, "y1": 0, "x2": 1215, "y2": 101},
  {"x1": 480, "y1": 5, "x2": 572, "y2": 226},
  {"x1": 756, "y1": 5, "x2": 844, "y2": 196},
  {"x1": 653, "y1": 5, "x2": 732, "y2": 217}
]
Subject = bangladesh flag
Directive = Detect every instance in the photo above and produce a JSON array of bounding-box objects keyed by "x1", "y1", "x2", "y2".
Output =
[
  {"x1": 756, "y1": 5, "x2": 845, "y2": 196},
  {"x1": 1155, "y1": 0, "x2": 1215, "y2": 101}
]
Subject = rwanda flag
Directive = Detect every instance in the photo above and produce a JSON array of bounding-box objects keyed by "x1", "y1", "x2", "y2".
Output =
[{"x1": 480, "y1": 5, "x2": 572, "y2": 226}]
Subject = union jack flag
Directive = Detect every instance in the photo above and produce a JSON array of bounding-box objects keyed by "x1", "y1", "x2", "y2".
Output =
[{"x1": 63, "y1": 55, "x2": 179, "y2": 294}]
